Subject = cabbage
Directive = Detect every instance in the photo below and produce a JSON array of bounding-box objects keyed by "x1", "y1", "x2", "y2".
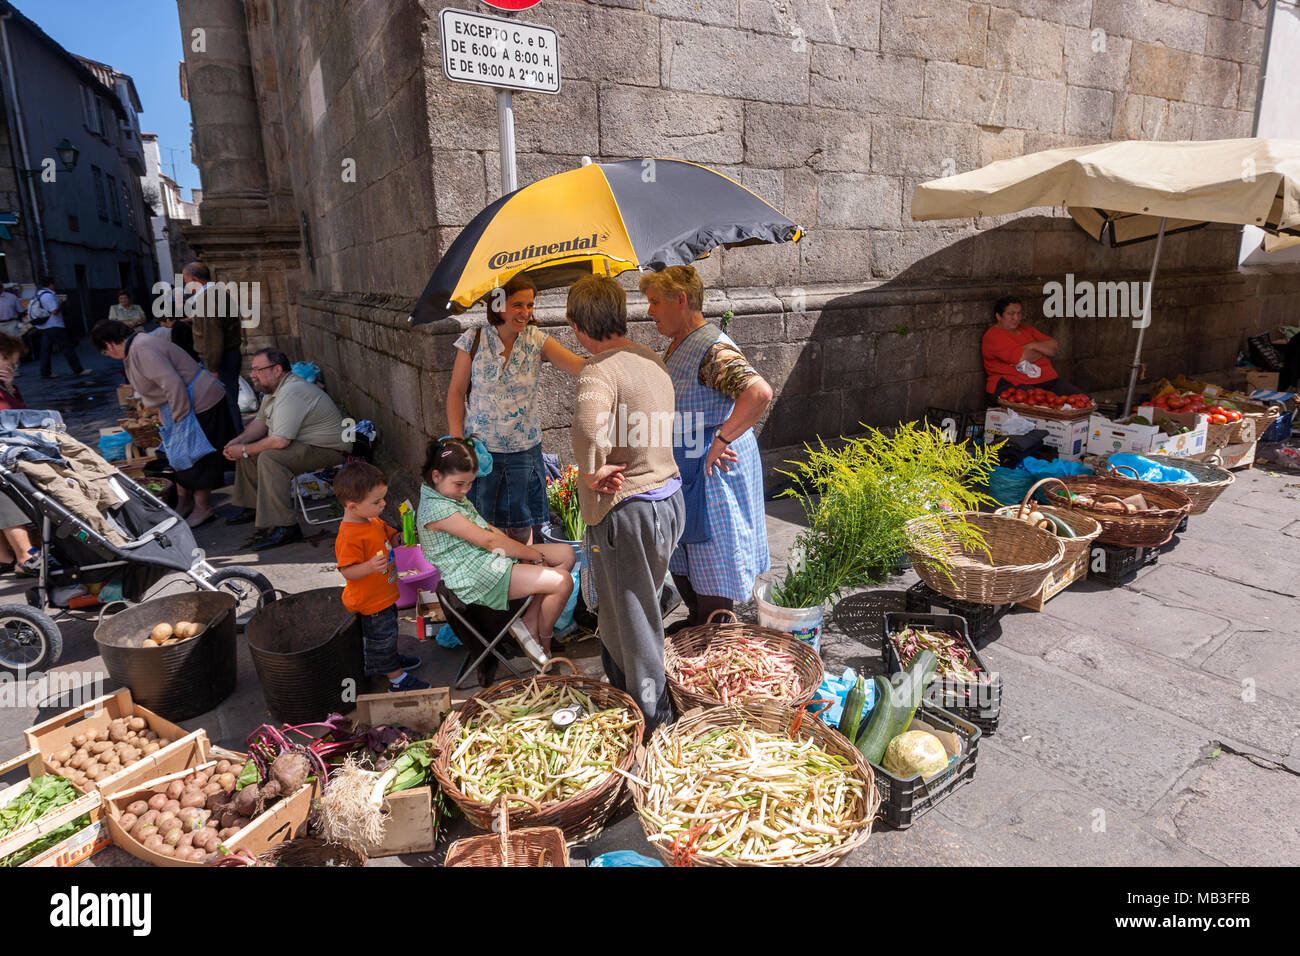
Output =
[{"x1": 882, "y1": 731, "x2": 949, "y2": 779}]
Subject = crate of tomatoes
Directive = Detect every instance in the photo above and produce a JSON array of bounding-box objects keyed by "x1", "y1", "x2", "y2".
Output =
[
  {"x1": 999, "y1": 386, "x2": 1095, "y2": 421},
  {"x1": 1147, "y1": 391, "x2": 1249, "y2": 447}
]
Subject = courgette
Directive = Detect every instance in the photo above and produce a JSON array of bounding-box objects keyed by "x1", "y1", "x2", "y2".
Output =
[
  {"x1": 856, "y1": 675, "x2": 897, "y2": 763},
  {"x1": 837, "y1": 675, "x2": 868, "y2": 744},
  {"x1": 1042, "y1": 512, "x2": 1076, "y2": 538},
  {"x1": 889, "y1": 648, "x2": 938, "y2": 741}
]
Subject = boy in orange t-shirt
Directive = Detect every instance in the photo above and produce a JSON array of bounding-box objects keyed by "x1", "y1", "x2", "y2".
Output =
[{"x1": 333, "y1": 462, "x2": 428, "y2": 692}]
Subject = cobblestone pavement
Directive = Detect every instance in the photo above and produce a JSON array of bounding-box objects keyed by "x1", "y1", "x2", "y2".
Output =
[{"x1": 2, "y1": 354, "x2": 1297, "y2": 866}]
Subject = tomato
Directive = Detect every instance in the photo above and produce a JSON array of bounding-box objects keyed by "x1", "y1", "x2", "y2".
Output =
[
  {"x1": 1227, "y1": 410, "x2": 1242, "y2": 422},
  {"x1": 1208, "y1": 414, "x2": 1227, "y2": 424}
]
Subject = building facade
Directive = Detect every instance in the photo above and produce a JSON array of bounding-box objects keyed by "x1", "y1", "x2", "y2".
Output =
[
  {"x1": 178, "y1": 0, "x2": 1299, "y2": 475},
  {"x1": 141, "y1": 131, "x2": 199, "y2": 289},
  {"x1": 0, "y1": 2, "x2": 156, "y2": 334}
]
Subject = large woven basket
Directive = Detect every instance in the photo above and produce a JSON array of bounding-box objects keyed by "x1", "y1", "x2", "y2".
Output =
[
  {"x1": 430, "y1": 659, "x2": 644, "y2": 842},
  {"x1": 904, "y1": 512, "x2": 1065, "y2": 605},
  {"x1": 997, "y1": 398, "x2": 1094, "y2": 421},
  {"x1": 1233, "y1": 398, "x2": 1282, "y2": 444},
  {"x1": 1050, "y1": 475, "x2": 1191, "y2": 547},
  {"x1": 444, "y1": 796, "x2": 569, "y2": 867},
  {"x1": 664, "y1": 609, "x2": 824, "y2": 713},
  {"x1": 628, "y1": 700, "x2": 880, "y2": 867},
  {"x1": 1095, "y1": 455, "x2": 1233, "y2": 516},
  {"x1": 993, "y1": 477, "x2": 1102, "y2": 570}
]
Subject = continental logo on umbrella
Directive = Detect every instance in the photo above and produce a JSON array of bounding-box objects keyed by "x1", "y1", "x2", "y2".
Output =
[{"x1": 488, "y1": 233, "x2": 600, "y2": 269}]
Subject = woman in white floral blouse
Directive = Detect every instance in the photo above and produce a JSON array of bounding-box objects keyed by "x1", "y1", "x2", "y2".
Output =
[{"x1": 446, "y1": 275, "x2": 586, "y2": 543}]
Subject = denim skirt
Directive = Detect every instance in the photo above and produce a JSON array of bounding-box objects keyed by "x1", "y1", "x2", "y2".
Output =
[{"x1": 469, "y1": 442, "x2": 550, "y2": 530}]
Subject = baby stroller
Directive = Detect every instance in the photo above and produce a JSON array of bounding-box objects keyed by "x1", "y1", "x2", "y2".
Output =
[{"x1": 0, "y1": 410, "x2": 275, "y2": 674}]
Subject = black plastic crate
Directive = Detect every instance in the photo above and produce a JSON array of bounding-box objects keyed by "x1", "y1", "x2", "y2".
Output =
[
  {"x1": 1087, "y1": 542, "x2": 1158, "y2": 586},
  {"x1": 834, "y1": 590, "x2": 910, "y2": 652},
  {"x1": 882, "y1": 612, "x2": 1001, "y2": 733},
  {"x1": 868, "y1": 702, "x2": 981, "y2": 830},
  {"x1": 904, "y1": 580, "x2": 1010, "y2": 639}
]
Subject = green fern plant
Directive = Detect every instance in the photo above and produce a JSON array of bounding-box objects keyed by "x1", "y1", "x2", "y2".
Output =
[{"x1": 769, "y1": 422, "x2": 999, "y2": 608}]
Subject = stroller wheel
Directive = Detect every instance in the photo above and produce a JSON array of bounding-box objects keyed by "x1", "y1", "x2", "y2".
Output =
[
  {"x1": 0, "y1": 604, "x2": 63, "y2": 675},
  {"x1": 206, "y1": 565, "x2": 276, "y2": 631}
]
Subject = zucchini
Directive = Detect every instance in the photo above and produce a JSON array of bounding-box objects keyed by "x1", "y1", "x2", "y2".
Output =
[
  {"x1": 1042, "y1": 512, "x2": 1076, "y2": 538},
  {"x1": 889, "y1": 648, "x2": 938, "y2": 742},
  {"x1": 837, "y1": 675, "x2": 868, "y2": 744},
  {"x1": 855, "y1": 675, "x2": 897, "y2": 764}
]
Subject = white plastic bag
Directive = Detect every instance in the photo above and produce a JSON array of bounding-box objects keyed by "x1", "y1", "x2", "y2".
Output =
[{"x1": 237, "y1": 376, "x2": 258, "y2": 412}]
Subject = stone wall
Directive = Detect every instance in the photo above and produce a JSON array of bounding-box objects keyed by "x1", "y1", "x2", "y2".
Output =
[{"x1": 208, "y1": 0, "x2": 1291, "y2": 479}]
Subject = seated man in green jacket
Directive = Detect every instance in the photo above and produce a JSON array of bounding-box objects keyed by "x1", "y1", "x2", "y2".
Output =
[{"x1": 223, "y1": 348, "x2": 352, "y2": 549}]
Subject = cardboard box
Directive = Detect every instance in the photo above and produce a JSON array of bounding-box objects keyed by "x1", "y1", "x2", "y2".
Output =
[
  {"x1": 1192, "y1": 442, "x2": 1255, "y2": 471},
  {"x1": 115, "y1": 384, "x2": 136, "y2": 408},
  {"x1": 21, "y1": 689, "x2": 192, "y2": 796},
  {"x1": 1087, "y1": 408, "x2": 1208, "y2": 457},
  {"x1": 354, "y1": 686, "x2": 451, "y2": 735},
  {"x1": 985, "y1": 409, "x2": 1090, "y2": 460},
  {"x1": 0, "y1": 756, "x2": 109, "y2": 867},
  {"x1": 365, "y1": 785, "x2": 437, "y2": 857},
  {"x1": 1017, "y1": 550, "x2": 1088, "y2": 612},
  {"x1": 1246, "y1": 370, "x2": 1280, "y2": 393},
  {"x1": 416, "y1": 592, "x2": 445, "y2": 640}
]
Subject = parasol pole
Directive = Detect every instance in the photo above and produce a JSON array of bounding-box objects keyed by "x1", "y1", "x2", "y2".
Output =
[{"x1": 1122, "y1": 216, "x2": 1167, "y2": 419}]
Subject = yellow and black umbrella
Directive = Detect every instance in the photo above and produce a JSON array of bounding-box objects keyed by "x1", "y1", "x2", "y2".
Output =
[{"x1": 408, "y1": 159, "x2": 803, "y2": 326}]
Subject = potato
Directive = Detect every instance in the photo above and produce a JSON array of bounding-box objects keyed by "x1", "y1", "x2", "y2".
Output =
[
  {"x1": 162, "y1": 799, "x2": 181, "y2": 816},
  {"x1": 150, "y1": 623, "x2": 173, "y2": 642},
  {"x1": 215, "y1": 772, "x2": 236, "y2": 790},
  {"x1": 181, "y1": 789, "x2": 206, "y2": 809},
  {"x1": 88, "y1": 727, "x2": 106, "y2": 742},
  {"x1": 127, "y1": 799, "x2": 149, "y2": 816},
  {"x1": 202, "y1": 781, "x2": 223, "y2": 796},
  {"x1": 143, "y1": 834, "x2": 165, "y2": 851},
  {"x1": 118, "y1": 812, "x2": 138, "y2": 832},
  {"x1": 162, "y1": 826, "x2": 183, "y2": 847},
  {"x1": 123, "y1": 754, "x2": 139, "y2": 766},
  {"x1": 83, "y1": 766, "x2": 101, "y2": 781},
  {"x1": 232, "y1": 816, "x2": 252, "y2": 829},
  {"x1": 71, "y1": 733, "x2": 88, "y2": 748},
  {"x1": 215, "y1": 760, "x2": 232, "y2": 775},
  {"x1": 141, "y1": 638, "x2": 158, "y2": 647},
  {"x1": 132, "y1": 822, "x2": 157, "y2": 842},
  {"x1": 154, "y1": 843, "x2": 175, "y2": 857},
  {"x1": 103, "y1": 762, "x2": 122, "y2": 776},
  {"x1": 53, "y1": 747, "x2": 72, "y2": 764},
  {"x1": 128, "y1": 717, "x2": 146, "y2": 732},
  {"x1": 71, "y1": 771, "x2": 88, "y2": 789},
  {"x1": 147, "y1": 793, "x2": 168, "y2": 811},
  {"x1": 109, "y1": 720, "x2": 129, "y2": 742},
  {"x1": 141, "y1": 742, "x2": 160, "y2": 756},
  {"x1": 165, "y1": 780, "x2": 184, "y2": 800},
  {"x1": 218, "y1": 826, "x2": 239, "y2": 840},
  {"x1": 195, "y1": 770, "x2": 211, "y2": 785},
  {"x1": 91, "y1": 741, "x2": 112, "y2": 755},
  {"x1": 68, "y1": 752, "x2": 86, "y2": 769},
  {"x1": 141, "y1": 728, "x2": 158, "y2": 741},
  {"x1": 156, "y1": 811, "x2": 178, "y2": 832},
  {"x1": 139, "y1": 809, "x2": 159, "y2": 826}
]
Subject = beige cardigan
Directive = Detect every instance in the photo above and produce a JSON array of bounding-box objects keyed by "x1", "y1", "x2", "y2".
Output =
[
  {"x1": 124, "y1": 332, "x2": 226, "y2": 422},
  {"x1": 571, "y1": 345, "x2": 680, "y2": 526}
]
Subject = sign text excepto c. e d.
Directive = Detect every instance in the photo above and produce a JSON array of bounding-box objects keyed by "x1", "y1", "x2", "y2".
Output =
[{"x1": 439, "y1": 8, "x2": 561, "y2": 95}]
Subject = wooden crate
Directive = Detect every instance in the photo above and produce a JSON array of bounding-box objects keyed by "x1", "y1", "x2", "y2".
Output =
[
  {"x1": 364, "y1": 785, "x2": 437, "y2": 857},
  {"x1": 0, "y1": 754, "x2": 109, "y2": 867},
  {"x1": 354, "y1": 686, "x2": 451, "y2": 736},
  {"x1": 1017, "y1": 550, "x2": 1089, "y2": 612},
  {"x1": 21, "y1": 688, "x2": 191, "y2": 795}
]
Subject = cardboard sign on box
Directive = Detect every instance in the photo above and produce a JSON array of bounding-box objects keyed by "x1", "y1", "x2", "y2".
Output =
[
  {"x1": 1087, "y1": 408, "x2": 1208, "y2": 457},
  {"x1": 985, "y1": 409, "x2": 1090, "y2": 460}
]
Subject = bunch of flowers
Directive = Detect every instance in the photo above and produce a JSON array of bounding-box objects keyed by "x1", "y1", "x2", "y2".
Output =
[{"x1": 545, "y1": 465, "x2": 586, "y2": 541}]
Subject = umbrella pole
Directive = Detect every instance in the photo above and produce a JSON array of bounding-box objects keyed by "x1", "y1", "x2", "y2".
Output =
[{"x1": 1122, "y1": 216, "x2": 1167, "y2": 419}]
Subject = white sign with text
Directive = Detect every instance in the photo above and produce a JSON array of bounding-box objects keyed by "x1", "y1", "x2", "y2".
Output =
[{"x1": 439, "y1": 8, "x2": 561, "y2": 94}]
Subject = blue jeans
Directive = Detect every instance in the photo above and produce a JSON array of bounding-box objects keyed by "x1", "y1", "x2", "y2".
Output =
[
  {"x1": 359, "y1": 605, "x2": 401, "y2": 676},
  {"x1": 38, "y1": 326, "x2": 84, "y2": 377},
  {"x1": 469, "y1": 443, "x2": 550, "y2": 530}
]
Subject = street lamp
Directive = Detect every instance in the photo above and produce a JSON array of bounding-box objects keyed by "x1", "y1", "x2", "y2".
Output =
[{"x1": 54, "y1": 139, "x2": 78, "y2": 172}]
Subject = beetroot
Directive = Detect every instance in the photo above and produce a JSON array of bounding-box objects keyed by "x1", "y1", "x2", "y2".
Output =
[
  {"x1": 231, "y1": 784, "x2": 260, "y2": 817},
  {"x1": 271, "y1": 752, "x2": 310, "y2": 795}
]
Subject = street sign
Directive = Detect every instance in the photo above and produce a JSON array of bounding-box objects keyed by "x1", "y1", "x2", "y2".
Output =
[
  {"x1": 481, "y1": 0, "x2": 542, "y2": 9},
  {"x1": 439, "y1": 8, "x2": 561, "y2": 95}
]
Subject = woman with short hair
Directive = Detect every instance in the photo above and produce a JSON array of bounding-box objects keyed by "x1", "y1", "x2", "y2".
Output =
[
  {"x1": 91, "y1": 319, "x2": 234, "y2": 528},
  {"x1": 639, "y1": 265, "x2": 773, "y2": 633},
  {"x1": 445, "y1": 274, "x2": 585, "y2": 543},
  {"x1": 568, "y1": 275, "x2": 684, "y2": 730}
]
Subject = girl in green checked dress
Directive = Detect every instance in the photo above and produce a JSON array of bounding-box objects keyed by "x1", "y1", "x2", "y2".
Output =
[{"x1": 417, "y1": 438, "x2": 574, "y2": 676}]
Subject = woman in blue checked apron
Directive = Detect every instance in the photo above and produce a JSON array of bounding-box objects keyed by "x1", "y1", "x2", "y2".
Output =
[
  {"x1": 445, "y1": 274, "x2": 586, "y2": 543},
  {"x1": 641, "y1": 267, "x2": 773, "y2": 632}
]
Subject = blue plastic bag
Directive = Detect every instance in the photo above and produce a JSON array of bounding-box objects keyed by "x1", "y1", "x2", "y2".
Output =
[
  {"x1": 808, "y1": 667, "x2": 875, "y2": 729},
  {"x1": 291, "y1": 361, "x2": 321, "y2": 383},
  {"x1": 590, "y1": 851, "x2": 664, "y2": 867},
  {"x1": 435, "y1": 623, "x2": 462, "y2": 648},
  {"x1": 1019, "y1": 456, "x2": 1094, "y2": 477},
  {"x1": 97, "y1": 431, "x2": 133, "y2": 462},
  {"x1": 553, "y1": 568, "x2": 580, "y2": 635},
  {"x1": 1107, "y1": 453, "x2": 1196, "y2": 484}
]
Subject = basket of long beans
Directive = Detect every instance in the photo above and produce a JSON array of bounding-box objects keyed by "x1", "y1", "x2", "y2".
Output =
[
  {"x1": 664, "y1": 610, "x2": 824, "y2": 713},
  {"x1": 430, "y1": 658, "x2": 644, "y2": 842},
  {"x1": 629, "y1": 700, "x2": 880, "y2": 867}
]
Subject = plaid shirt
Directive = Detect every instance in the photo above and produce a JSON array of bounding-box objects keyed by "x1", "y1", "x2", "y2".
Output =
[{"x1": 417, "y1": 484, "x2": 514, "y2": 609}]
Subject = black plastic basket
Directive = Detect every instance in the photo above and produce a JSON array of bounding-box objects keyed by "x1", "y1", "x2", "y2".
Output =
[
  {"x1": 882, "y1": 612, "x2": 1001, "y2": 734},
  {"x1": 834, "y1": 590, "x2": 910, "y2": 652},
  {"x1": 869, "y1": 702, "x2": 981, "y2": 830},
  {"x1": 904, "y1": 581, "x2": 1010, "y2": 639},
  {"x1": 1087, "y1": 542, "x2": 1158, "y2": 586}
]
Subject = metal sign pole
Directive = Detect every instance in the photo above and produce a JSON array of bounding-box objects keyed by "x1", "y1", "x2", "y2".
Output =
[
  {"x1": 497, "y1": 87, "x2": 518, "y2": 196},
  {"x1": 1122, "y1": 216, "x2": 1168, "y2": 419}
]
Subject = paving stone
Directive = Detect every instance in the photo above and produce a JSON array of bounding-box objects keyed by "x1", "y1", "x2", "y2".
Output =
[
  {"x1": 1040, "y1": 581, "x2": 1234, "y2": 661},
  {"x1": 1202, "y1": 629, "x2": 1300, "y2": 704},
  {"x1": 1157, "y1": 537, "x2": 1300, "y2": 597},
  {"x1": 1044, "y1": 631, "x2": 1300, "y2": 758},
  {"x1": 984, "y1": 648, "x2": 1210, "y2": 811},
  {"x1": 1150, "y1": 752, "x2": 1300, "y2": 867},
  {"x1": 1126, "y1": 564, "x2": 1295, "y2": 633}
]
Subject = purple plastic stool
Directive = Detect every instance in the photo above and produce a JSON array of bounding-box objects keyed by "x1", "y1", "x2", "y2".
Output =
[{"x1": 394, "y1": 544, "x2": 440, "y2": 609}]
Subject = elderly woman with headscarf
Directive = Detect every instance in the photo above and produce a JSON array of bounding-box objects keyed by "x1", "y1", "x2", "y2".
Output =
[{"x1": 640, "y1": 266, "x2": 773, "y2": 633}]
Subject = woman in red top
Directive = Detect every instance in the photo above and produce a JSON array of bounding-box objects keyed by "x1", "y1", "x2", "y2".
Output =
[
  {"x1": 0, "y1": 332, "x2": 48, "y2": 574},
  {"x1": 982, "y1": 296, "x2": 1081, "y2": 405}
]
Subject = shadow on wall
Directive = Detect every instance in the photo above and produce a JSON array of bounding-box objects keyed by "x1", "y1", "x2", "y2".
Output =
[{"x1": 755, "y1": 216, "x2": 1253, "y2": 450}]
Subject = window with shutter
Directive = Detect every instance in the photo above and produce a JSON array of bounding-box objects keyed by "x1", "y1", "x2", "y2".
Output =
[
  {"x1": 94, "y1": 96, "x2": 106, "y2": 136},
  {"x1": 108, "y1": 174, "x2": 121, "y2": 223},
  {"x1": 92, "y1": 166, "x2": 107, "y2": 219},
  {"x1": 123, "y1": 182, "x2": 134, "y2": 228}
]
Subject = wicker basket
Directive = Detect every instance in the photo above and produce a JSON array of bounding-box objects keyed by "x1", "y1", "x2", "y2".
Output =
[
  {"x1": 120, "y1": 417, "x2": 162, "y2": 450},
  {"x1": 1095, "y1": 455, "x2": 1233, "y2": 516},
  {"x1": 629, "y1": 700, "x2": 880, "y2": 867},
  {"x1": 997, "y1": 398, "x2": 1094, "y2": 421},
  {"x1": 904, "y1": 512, "x2": 1065, "y2": 605},
  {"x1": 444, "y1": 795, "x2": 569, "y2": 867},
  {"x1": 993, "y1": 477, "x2": 1102, "y2": 570},
  {"x1": 1233, "y1": 398, "x2": 1282, "y2": 444},
  {"x1": 664, "y1": 609, "x2": 824, "y2": 713},
  {"x1": 430, "y1": 658, "x2": 644, "y2": 842},
  {"x1": 1049, "y1": 474, "x2": 1191, "y2": 547},
  {"x1": 257, "y1": 839, "x2": 367, "y2": 867}
]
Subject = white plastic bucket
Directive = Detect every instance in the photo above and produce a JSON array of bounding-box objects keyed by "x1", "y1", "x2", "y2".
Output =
[{"x1": 753, "y1": 581, "x2": 824, "y2": 654}]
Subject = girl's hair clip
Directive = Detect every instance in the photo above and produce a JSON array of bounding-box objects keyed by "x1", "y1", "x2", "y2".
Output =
[{"x1": 441, "y1": 449, "x2": 455, "y2": 457}]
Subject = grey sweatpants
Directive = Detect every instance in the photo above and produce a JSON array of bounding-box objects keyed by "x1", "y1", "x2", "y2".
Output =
[{"x1": 588, "y1": 492, "x2": 685, "y2": 729}]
